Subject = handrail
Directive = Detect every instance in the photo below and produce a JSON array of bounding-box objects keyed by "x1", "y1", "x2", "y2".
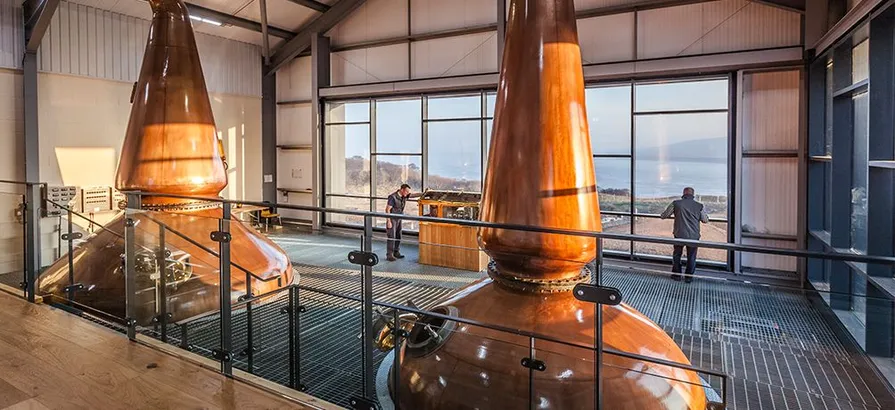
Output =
[
  {"x1": 127, "y1": 191, "x2": 895, "y2": 266},
  {"x1": 0, "y1": 179, "x2": 45, "y2": 186},
  {"x1": 46, "y1": 198, "x2": 275, "y2": 285},
  {"x1": 46, "y1": 199, "x2": 126, "y2": 241},
  {"x1": 224, "y1": 282, "x2": 728, "y2": 382}
]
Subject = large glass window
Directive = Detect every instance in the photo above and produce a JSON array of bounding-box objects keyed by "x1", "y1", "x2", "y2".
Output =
[{"x1": 323, "y1": 77, "x2": 731, "y2": 267}]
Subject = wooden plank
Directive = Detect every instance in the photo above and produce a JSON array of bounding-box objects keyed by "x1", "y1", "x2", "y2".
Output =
[
  {"x1": 0, "y1": 292, "x2": 318, "y2": 409},
  {"x1": 2, "y1": 398, "x2": 51, "y2": 410},
  {"x1": 0, "y1": 377, "x2": 31, "y2": 409}
]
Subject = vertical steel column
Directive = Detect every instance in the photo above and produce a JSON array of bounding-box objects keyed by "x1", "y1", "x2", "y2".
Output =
[
  {"x1": 23, "y1": 50, "x2": 41, "y2": 302},
  {"x1": 361, "y1": 215, "x2": 375, "y2": 398},
  {"x1": 124, "y1": 193, "x2": 141, "y2": 340},
  {"x1": 729, "y1": 72, "x2": 740, "y2": 273},
  {"x1": 156, "y1": 225, "x2": 168, "y2": 343},
  {"x1": 311, "y1": 33, "x2": 331, "y2": 229},
  {"x1": 497, "y1": 0, "x2": 507, "y2": 68},
  {"x1": 219, "y1": 203, "x2": 233, "y2": 376},
  {"x1": 262, "y1": 67, "x2": 278, "y2": 204},
  {"x1": 528, "y1": 336, "x2": 535, "y2": 410},
  {"x1": 865, "y1": 8, "x2": 895, "y2": 357}
]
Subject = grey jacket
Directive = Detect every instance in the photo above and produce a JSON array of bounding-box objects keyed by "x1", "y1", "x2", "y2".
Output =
[{"x1": 660, "y1": 195, "x2": 710, "y2": 240}]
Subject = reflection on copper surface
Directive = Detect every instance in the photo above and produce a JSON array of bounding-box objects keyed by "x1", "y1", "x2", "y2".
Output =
[
  {"x1": 385, "y1": 0, "x2": 707, "y2": 408},
  {"x1": 39, "y1": 0, "x2": 292, "y2": 325}
]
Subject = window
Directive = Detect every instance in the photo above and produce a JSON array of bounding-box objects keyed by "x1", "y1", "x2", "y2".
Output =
[
  {"x1": 851, "y1": 91, "x2": 869, "y2": 253},
  {"x1": 427, "y1": 121, "x2": 482, "y2": 191},
  {"x1": 322, "y1": 77, "x2": 731, "y2": 267}
]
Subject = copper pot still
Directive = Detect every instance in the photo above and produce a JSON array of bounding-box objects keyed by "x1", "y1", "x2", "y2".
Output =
[
  {"x1": 377, "y1": 0, "x2": 708, "y2": 408},
  {"x1": 38, "y1": 0, "x2": 293, "y2": 325}
]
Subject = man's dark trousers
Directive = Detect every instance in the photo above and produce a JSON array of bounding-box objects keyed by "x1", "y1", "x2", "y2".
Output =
[
  {"x1": 387, "y1": 218, "x2": 402, "y2": 256},
  {"x1": 672, "y1": 245, "x2": 698, "y2": 278}
]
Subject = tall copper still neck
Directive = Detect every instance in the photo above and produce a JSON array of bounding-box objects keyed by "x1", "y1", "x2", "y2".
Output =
[
  {"x1": 478, "y1": 0, "x2": 602, "y2": 285},
  {"x1": 115, "y1": 0, "x2": 227, "y2": 208}
]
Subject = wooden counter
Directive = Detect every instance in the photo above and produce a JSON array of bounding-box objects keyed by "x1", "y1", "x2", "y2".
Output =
[{"x1": 417, "y1": 190, "x2": 489, "y2": 272}]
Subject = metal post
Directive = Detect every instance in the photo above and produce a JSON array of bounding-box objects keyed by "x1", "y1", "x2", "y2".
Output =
[
  {"x1": 23, "y1": 184, "x2": 42, "y2": 303},
  {"x1": 528, "y1": 336, "x2": 535, "y2": 410},
  {"x1": 361, "y1": 215, "x2": 375, "y2": 399},
  {"x1": 392, "y1": 308, "x2": 401, "y2": 405},
  {"x1": 288, "y1": 286, "x2": 297, "y2": 389},
  {"x1": 246, "y1": 272, "x2": 254, "y2": 373},
  {"x1": 66, "y1": 209, "x2": 74, "y2": 301},
  {"x1": 156, "y1": 224, "x2": 168, "y2": 343},
  {"x1": 595, "y1": 238, "x2": 603, "y2": 410},
  {"x1": 124, "y1": 193, "x2": 141, "y2": 340},
  {"x1": 219, "y1": 202, "x2": 233, "y2": 376}
]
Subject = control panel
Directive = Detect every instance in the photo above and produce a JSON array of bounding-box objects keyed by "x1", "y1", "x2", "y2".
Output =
[{"x1": 41, "y1": 185, "x2": 77, "y2": 217}]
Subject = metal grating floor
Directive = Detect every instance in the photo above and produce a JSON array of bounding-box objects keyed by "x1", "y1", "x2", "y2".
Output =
[{"x1": 130, "y1": 230, "x2": 894, "y2": 410}]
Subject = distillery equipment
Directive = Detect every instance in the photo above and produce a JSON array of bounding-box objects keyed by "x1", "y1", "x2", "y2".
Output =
[
  {"x1": 38, "y1": 0, "x2": 293, "y2": 325},
  {"x1": 377, "y1": 0, "x2": 709, "y2": 408}
]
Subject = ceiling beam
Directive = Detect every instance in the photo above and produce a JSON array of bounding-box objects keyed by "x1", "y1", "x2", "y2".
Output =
[
  {"x1": 286, "y1": 0, "x2": 331, "y2": 13},
  {"x1": 185, "y1": 3, "x2": 296, "y2": 39},
  {"x1": 267, "y1": 0, "x2": 366, "y2": 75},
  {"x1": 24, "y1": 0, "x2": 61, "y2": 52},
  {"x1": 751, "y1": 0, "x2": 805, "y2": 14}
]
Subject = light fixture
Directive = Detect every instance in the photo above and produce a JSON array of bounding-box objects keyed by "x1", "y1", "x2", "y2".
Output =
[{"x1": 189, "y1": 15, "x2": 223, "y2": 26}]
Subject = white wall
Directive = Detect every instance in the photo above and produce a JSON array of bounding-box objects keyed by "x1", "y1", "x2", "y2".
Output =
[
  {"x1": 739, "y1": 69, "x2": 801, "y2": 273},
  {"x1": 0, "y1": 0, "x2": 265, "y2": 272},
  {"x1": 275, "y1": 56, "x2": 314, "y2": 221}
]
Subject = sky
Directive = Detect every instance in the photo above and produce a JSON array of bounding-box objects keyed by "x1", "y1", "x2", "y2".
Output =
[{"x1": 327, "y1": 78, "x2": 730, "y2": 195}]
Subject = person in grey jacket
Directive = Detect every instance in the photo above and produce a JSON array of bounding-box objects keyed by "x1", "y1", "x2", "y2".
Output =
[{"x1": 660, "y1": 187, "x2": 710, "y2": 283}]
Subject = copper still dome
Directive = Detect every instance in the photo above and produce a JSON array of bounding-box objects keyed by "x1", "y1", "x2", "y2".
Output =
[
  {"x1": 39, "y1": 0, "x2": 293, "y2": 324},
  {"x1": 377, "y1": 0, "x2": 708, "y2": 408}
]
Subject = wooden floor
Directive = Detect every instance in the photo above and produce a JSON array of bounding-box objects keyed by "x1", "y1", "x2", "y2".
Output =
[{"x1": 0, "y1": 290, "x2": 311, "y2": 410}]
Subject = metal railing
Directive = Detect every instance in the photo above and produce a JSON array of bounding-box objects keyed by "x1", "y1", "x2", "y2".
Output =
[
  {"x1": 14, "y1": 187, "x2": 895, "y2": 409},
  {"x1": 0, "y1": 180, "x2": 45, "y2": 303}
]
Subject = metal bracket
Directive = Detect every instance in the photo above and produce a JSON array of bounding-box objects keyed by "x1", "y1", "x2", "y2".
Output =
[
  {"x1": 348, "y1": 397, "x2": 379, "y2": 410},
  {"x1": 572, "y1": 283, "x2": 622, "y2": 306},
  {"x1": 521, "y1": 357, "x2": 546, "y2": 372},
  {"x1": 212, "y1": 349, "x2": 232, "y2": 362},
  {"x1": 125, "y1": 317, "x2": 137, "y2": 327},
  {"x1": 279, "y1": 305, "x2": 306, "y2": 314},
  {"x1": 124, "y1": 218, "x2": 136, "y2": 227},
  {"x1": 522, "y1": 357, "x2": 547, "y2": 372},
  {"x1": 347, "y1": 250, "x2": 379, "y2": 267},
  {"x1": 239, "y1": 346, "x2": 258, "y2": 357},
  {"x1": 151, "y1": 313, "x2": 173, "y2": 323},
  {"x1": 61, "y1": 232, "x2": 83, "y2": 241},
  {"x1": 210, "y1": 231, "x2": 232, "y2": 243},
  {"x1": 237, "y1": 293, "x2": 254, "y2": 302},
  {"x1": 62, "y1": 283, "x2": 85, "y2": 293}
]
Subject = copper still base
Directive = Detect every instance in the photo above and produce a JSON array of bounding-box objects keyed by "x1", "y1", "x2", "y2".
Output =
[
  {"x1": 391, "y1": 276, "x2": 707, "y2": 410},
  {"x1": 39, "y1": 208, "x2": 293, "y2": 325}
]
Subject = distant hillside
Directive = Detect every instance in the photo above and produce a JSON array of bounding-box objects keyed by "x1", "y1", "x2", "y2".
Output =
[{"x1": 637, "y1": 137, "x2": 727, "y2": 163}]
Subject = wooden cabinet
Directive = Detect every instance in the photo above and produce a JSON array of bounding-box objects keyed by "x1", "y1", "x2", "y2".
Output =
[{"x1": 417, "y1": 190, "x2": 489, "y2": 271}]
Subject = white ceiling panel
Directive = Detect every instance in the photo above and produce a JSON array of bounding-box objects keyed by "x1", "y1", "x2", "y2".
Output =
[{"x1": 236, "y1": 0, "x2": 318, "y2": 32}]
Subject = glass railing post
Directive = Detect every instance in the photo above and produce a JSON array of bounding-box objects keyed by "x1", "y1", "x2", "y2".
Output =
[
  {"x1": 155, "y1": 224, "x2": 168, "y2": 343},
  {"x1": 218, "y1": 202, "x2": 233, "y2": 376},
  {"x1": 124, "y1": 192, "x2": 141, "y2": 340},
  {"x1": 65, "y1": 209, "x2": 75, "y2": 301},
  {"x1": 361, "y1": 214, "x2": 375, "y2": 399},
  {"x1": 23, "y1": 183, "x2": 42, "y2": 303},
  {"x1": 595, "y1": 237, "x2": 603, "y2": 410},
  {"x1": 392, "y1": 308, "x2": 402, "y2": 406},
  {"x1": 245, "y1": 271, "x2": 254, "y2": 373},
  {"x1": 528, "y1": 336, "x2": 535, "y2": 409},
  {"x1": 288, "y1": 285, "x2": 298, "y2": 390}
]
